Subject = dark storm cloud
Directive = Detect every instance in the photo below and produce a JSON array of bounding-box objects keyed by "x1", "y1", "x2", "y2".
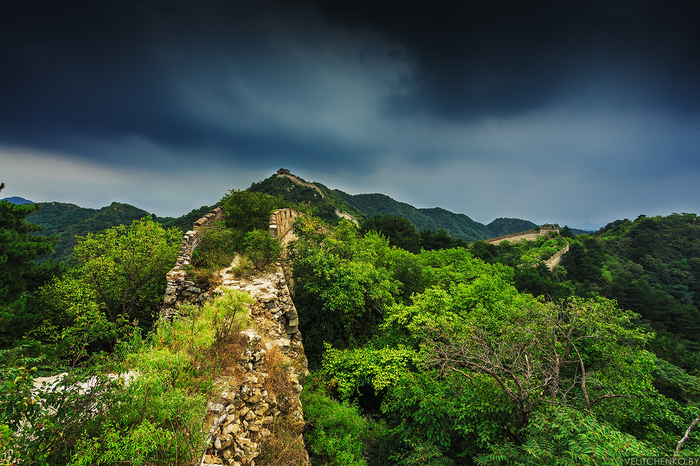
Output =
[
  {"x1": 2, "y1": 0, "x2": 699, "y2": 224},
  {"x1": 0, "y1": 0, "x2": 383, "y2": 171},
  {"x1": 311, "y1": 0, "x2": 700, "y2": 119},
  {"x1": 3, "y1": 0, "x2": 698, "y2": 154}
]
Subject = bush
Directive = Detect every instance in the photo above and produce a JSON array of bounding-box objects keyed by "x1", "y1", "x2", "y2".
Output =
[
  {"x1": 204, "y1": 289, "x2": 253, "y2": 343},
  {"x1": 301, "y1": 375, "x2": 391, "y2": 466},
  {"x1": 245, "y1": 229, "x2": 282, "y2": 270},
  {"x1": 227, "y1": 255, "x2": 256, "y2": 279},
  {"x1": 1, "y1": 288, "x2": 256, "y2": 465},
  {"x1": 221, "y1": 190, "x2": 282, "y2": 232},
  {"x1": 192, "y1": 222, "x2": 243, "y2": 270}
]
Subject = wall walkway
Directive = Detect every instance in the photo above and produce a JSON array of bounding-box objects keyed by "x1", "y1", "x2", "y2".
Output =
[{"x1": 160, "y1": 206, "x2": 309, "y2": 465}]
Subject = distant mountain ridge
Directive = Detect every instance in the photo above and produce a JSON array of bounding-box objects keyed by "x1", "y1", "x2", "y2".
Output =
[
  {"x1": 249, "y1": 170, "x2": 539, "y2": 242},
  {"x1": 334, "y1": 191, "x2": 537, "y2": 242},
  {"x1": 27, "y1": 201, "x2": 214, "y2": 264},
  {"x1": 1, "y1": 196, "x2": 34, "y2": 205},
  {"x1": 25, "y1": 170, "x2": 544, "y2": 263}
]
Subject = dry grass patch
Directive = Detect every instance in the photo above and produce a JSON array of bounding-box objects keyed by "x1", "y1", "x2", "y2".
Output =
[{"x1": 257, "y1": 418, "x2": 308, "y2": 466}]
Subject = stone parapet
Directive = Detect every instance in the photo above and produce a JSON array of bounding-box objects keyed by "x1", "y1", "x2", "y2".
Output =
[
  {"x1": 269, "y1": 208, "x2": 302, "y2": 247},
  {"x1": 161, "y1": 207, "x2": 225, "y2": 319},
  {"x1": 544, "y1": 241, "x2": 570, "y2": 271}
]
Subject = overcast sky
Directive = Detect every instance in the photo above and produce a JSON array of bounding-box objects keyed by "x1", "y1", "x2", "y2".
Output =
[{"x1": 2, "y1": 0, "x2": 699, "y2": 228}]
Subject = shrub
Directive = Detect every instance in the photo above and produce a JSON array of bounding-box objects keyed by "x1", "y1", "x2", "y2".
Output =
[
  {"x1": 192, "y1": 221, "x2": 243, "y2": 270},
  {"x1": 301, "y1": 375, "x2": 391, "y2": 466},
  {"x1": 1, "y1": 288, "x2": 256, "y2": 465},
  {"x1": 221, "y1": 190, "x2": 282, "y2": 232},
  {"x1": 203, "y1": 289, "x2": 253, "y2": 343},
  {"x1": 245, "y1": 229, "x2": 282, "y2": 270}
]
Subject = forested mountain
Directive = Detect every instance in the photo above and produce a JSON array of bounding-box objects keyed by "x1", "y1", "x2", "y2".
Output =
[
  {"x1": 27, "y1": 202, "x2": 214, "y2": 264},
  {"x1": 562, "y1": 213, "x2": 700, "y2": 370},
  {"x1": 3, "y1": 177, "x2": 700, "y2": 464},
  {"x1": 248, "y1": 172, "x2": 363, "y2": 225},
  {"x1": 249, "y1": 171, "x2": 538, "y2": 241},
  {"x1": 24, "y1": 171, "x2": 542, "y2": 266},
  {"x1": 469, "y1": 212, "x2": 700, "y2": 373},
  {"x1": 487, "y1": 217, "x2": 539, "y2": 236},
  {"x1": 335, "y1": 191, "x2": 540, "y2": 241},
  {"x1": 27, "y1": 202, "x2": 153, "y2": 263}
]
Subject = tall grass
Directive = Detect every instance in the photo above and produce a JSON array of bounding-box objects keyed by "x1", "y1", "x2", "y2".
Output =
[{"x1": 1, "y1": 289, "x2": 253, "y2": 466}]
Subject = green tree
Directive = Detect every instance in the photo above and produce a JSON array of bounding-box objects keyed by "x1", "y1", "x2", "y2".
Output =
[
  {"x1": 361, "y1": 215, "x2": 421, "y2": 253},
  {"x1": 244, "y1": 228, "x2": 282, "y2": 270},
  {"x1": 43, "y1": 218, "x2": 181, "y2": 331},
  {"x1": 0, "y1": 183, "x2": 61, "y2": 346},
  {"x1": 419, "y1": 229, "x2": 467, "y2": 251},
  {"x1": 290, "y1": 217, "x2": 401, "y2": 365},
  {"x1": 221, "y1": 189, "x2": 282, "y2": 232}
]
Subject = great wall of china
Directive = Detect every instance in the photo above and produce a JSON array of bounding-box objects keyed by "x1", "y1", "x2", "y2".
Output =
[
  {"x1": 484, "y1": 224, "x2": 570, "y2": 271},
  {"x1": 275, "y1": 170, "x2": 359, "y2": 226},
  {"x1": 160, "y1": 204, "x2": 571, "y2": 464},
  {"x1": 161, "y1": 207, "x2": 309, "y2": 466}
]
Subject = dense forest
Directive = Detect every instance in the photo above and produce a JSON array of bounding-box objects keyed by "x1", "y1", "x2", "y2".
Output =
[{"x1": 2, "y1": 177, "x2": 700, "y2": 465}]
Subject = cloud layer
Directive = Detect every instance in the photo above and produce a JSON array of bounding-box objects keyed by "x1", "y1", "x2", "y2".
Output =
[{"x1": 2, "y1": 0, "x2": 699, "y2": 225}]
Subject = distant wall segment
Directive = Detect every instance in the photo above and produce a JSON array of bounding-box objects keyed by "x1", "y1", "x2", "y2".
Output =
[
  {"x1": 484, "y1": 225, "x2": 559, "y2": 245},
  {"x1": 544, "y1": 242, "x2": 570, "y2": 271}
]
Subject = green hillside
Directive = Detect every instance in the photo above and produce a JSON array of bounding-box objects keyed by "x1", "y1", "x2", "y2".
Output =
[
  {"x1": 27, "y1": 202, "x2": 218, "y2": 264},
  {"x1": 563, "y1": 214, "x2": 700, "y2": 361},
  {"x1": 487, "y1": 217, "x2": 539, "y2": 236},
  {"x1": 24, "y1": 170, "x2": 543, "y2": 265},
  {"x1": 248, "y1": 173, "x2": 363, "y2": 224},
  {"x1": 335, "y1": 191, "x2": 536, "y2": 242},
  {"x1": 248, "y1": 171, "x2": 541, "y2": 242},
  {"x1": 28, "y1": 202, "x2": 154, "y2": 264}
]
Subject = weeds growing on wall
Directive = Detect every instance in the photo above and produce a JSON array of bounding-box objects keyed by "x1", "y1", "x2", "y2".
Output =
[
  {"x1": 208, "y1": 288, "x2": 254, "y2": 344},
  {"x1": 227, "y1": 255, "x2": 257, "y2": 279},
  {"x1": 1, "y1": 289, "x2": 254, "y2": 465},
  {"x1": 257, "y1": 346, "x2": 308, "y2": 466},
  {"x1": 257, "y1": 418, "x2": 307, "y2": 466},
  {"x1": 189, "y1": 221, "x2": 244, "y2": 284}
]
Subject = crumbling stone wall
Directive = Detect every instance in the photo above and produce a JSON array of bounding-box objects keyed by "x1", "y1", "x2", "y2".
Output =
[
  {"x1": 161, "y1": 207, "x2": 224, "y2": 319},
  {"x1": 202, "y1": 268, "x2": 308, "y2": 466},
  {"x1": 159, "y1": 204, "x2": 309, "y2": 465}
]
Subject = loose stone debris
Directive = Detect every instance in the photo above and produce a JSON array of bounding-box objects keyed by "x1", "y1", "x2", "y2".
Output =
[{"x1": 201, "y1": 263, "x2": 310, "y2": 466}]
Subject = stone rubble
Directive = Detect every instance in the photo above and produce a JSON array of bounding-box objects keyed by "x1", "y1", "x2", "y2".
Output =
[{"x1": 201, "y1": 265, "x2": 309, "y2": 466}]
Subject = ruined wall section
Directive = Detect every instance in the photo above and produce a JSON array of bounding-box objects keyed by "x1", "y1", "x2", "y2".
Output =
[
  {"x1": 161, "y1": 206, "x2": 224, "y2": 319},
  {"x1": 202, "y1": 268, "x2": 308, "y2": 465},
  {"x1": 160, "y1": 204, "x2": 310, "y2": 464}
]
